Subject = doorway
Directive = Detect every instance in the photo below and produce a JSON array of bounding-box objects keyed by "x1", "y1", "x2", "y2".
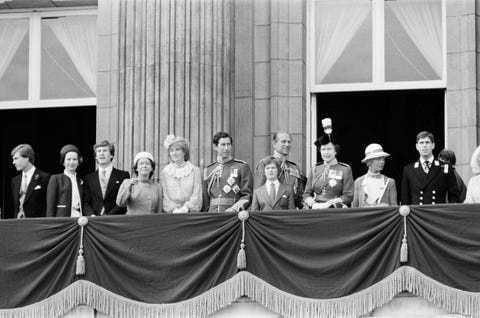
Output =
[
  {"x1": 0, "y1": 106, "x2": 96, "y2": 219},
  {"x1": 315, "y1": 89, "x2": 445, "y2": 202}
]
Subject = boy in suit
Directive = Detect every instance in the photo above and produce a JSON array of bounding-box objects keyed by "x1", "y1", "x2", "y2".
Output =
[
  {"x1": 83, "y1": 140, "x2": 130, "y2": 215},
  {"x1": 251, "y1": 156, "x2": 295, "y2": 211}
]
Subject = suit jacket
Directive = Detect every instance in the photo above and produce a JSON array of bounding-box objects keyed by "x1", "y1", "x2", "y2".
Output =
[
  {"x1": 401, "y1": 160, "x2": 460, "y2": 205},
  {"x1": 11, "y1": 168, "x2": 50, "y2": 218},
  {"x1": 83, "y1": 167, "x2": 130, "y2": 215},
  {"x1": 251, "y1": 183, "x2": 295, "y2": 211},
  {"x1": 46, "y1": 173, "x2": 84, "y2": 217},
  {"x1": 352, "y1": 174, "x2": 397, "y2": 207}
]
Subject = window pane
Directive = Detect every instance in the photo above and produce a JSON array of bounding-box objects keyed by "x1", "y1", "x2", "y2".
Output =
[
  {"x1": 0, "y1": 18, "x2": 29, "y2": 101},
  {"x1": 385, "y1": 0, "x2": 442, "y2": 81},
  {"x1": 314, "y1": 0, "x2": 372, "y2": 84},
  {"x1": 41, "y1": 15, "x2": 96, "y2": 99}
]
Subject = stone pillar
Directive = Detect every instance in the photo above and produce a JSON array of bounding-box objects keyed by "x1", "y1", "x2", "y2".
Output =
[
  {"x1": 97, "y1": 0, "x2": 234, "y2": 176},
  {"x1": 446, "y1": 0, "x2": 477, "y2": 181},
  {"x1": 234, "y1": 0, "x2": 307, "y2": 171}
]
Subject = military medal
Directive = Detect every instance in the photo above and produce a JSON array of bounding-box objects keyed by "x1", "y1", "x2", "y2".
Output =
[
  {"x1": 231, "y1": 168, "x2": 238, "y2": 177},
  {"x1": 227, "y1": 176, "x2": 235, "y2": 186},
  {"x1": 232, "y1": 185, "x2": 240, "y2": 194},
  {"x1": 223, "y1": 185, "x2": 232, "y2": 193},
  {"x1": 328, "y1": 179, "x2": 337, "y2": 187}
]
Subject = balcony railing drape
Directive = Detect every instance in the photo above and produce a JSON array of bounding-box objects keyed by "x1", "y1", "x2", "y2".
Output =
[{"x1": 1, "y1": 205, "x2": 480, "y2": 318}]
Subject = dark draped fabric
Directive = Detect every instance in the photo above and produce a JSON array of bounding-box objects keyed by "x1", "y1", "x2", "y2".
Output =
[{"x1": 1, "y1": 204, "x2": 480, "y2": 311}]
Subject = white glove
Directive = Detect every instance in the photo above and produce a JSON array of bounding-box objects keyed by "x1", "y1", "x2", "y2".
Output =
[{"x1": 311, "y1": 202, "x2": 329, "y2": 210}]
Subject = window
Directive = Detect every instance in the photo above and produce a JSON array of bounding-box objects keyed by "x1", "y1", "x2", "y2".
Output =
[
  {"x1": 0, "y1": 10, "x2": 96, "y2": 108},
  {"x1": 308, "y1": 0, "x2": 445, "y2": 92}
]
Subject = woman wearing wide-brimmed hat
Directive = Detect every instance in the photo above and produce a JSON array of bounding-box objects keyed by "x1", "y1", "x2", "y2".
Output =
[
  {"x1": 352, "y1": 143, "x2": 397, "y2": 207},
  {"x1": 116, "y1": 151, "x2": 163, "y2": 214}
]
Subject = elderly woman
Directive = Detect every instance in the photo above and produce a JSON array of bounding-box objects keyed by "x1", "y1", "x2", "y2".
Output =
[
  {"x1": 352, "y1": 143, "x2": 397, "y2": 207},
  {"x1": 303, "y1": 134, "x2": 354, "y2": 209},
  {"x1": 160, "y1": 135, "x2": 202, "y2": 213},
  {"x1": 46, "y1": 144, "x2": 84, "y2": 217},
  {"x1": 464, "y1": 146, "x2": 480, "y2": 203},
  {"x1": 116, "y1": 151, "x2": 163, "y2": 214},
  {"x1": 251, "y1": 156, "x2": 295, "y2": 211}
]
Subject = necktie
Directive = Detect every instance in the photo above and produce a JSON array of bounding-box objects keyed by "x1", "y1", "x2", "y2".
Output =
[
  {"x1": 100, "y1": 169, "x2": 108, "y2": 197},
  {"x1": 424, "y1": 161, "x2": 431, "y2": 174},
  {"x1": 20, "y1": 174, "x2": 28, "y2": 195},
  {"x1": 18, "y1": 174, "x2": 28, "y2": 219},
  {"x1": 269, "y1": 182, "x2": 276, "y2": 203}
]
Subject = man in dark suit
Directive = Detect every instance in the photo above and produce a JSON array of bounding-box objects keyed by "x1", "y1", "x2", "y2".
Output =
[
  {"x1": 83, "y1": 140, "x2": 130, "y2": 215},
  {"x1": 401, "y1": 131, "x2": 460, "y2": 205},
  {"x1": 11, "y1": 144, "x2": 50, "y2": 218}
]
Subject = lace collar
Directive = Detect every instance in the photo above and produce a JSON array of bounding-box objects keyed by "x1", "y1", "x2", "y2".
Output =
[{"x1": 164, "y1": 161, "x2": 194, "y2": 179}]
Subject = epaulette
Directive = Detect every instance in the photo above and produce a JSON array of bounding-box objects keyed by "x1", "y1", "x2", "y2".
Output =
[
  {"x1": 315, "y1": 161, "x2": 324, "y2": 166},
  {"x1": 233, "y1": 158, "x2": 246, "y2": 164},
  {"x1": 338, "y1": 162, "x2": 350, "y2": 167}
]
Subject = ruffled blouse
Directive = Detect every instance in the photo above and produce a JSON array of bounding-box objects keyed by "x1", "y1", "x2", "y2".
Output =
[{"x1": 160, "y1": 161, "x2": 202, "y2": 213}]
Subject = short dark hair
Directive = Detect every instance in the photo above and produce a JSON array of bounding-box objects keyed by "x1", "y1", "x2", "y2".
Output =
[
  {"x1": 93, "y1": 140, "x2": 115, "y2": 157},
  {"x1": 262, "y1": 156, "x2": 281, "y2": 172},
  {"x1": 438, "y1": 149, "x2": 456, "y2": 166},
  {"x1": 133, "y1": 158, "x2": 156, "y2": 178},
  {"x1": 416, "y1": 131, "x2": 434, "y2": 143},
  {"x1": 213, "y1": 132, "x2": 232, "y2": 146},
  {"x1": 272, "y1": 131, "x2": 291, "y2": 142},
  {"x1": 11, "y1": 144, "x2": 35, "y2": 164}
]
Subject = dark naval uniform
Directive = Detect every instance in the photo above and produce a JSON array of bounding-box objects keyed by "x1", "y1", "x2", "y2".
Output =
[
  {"x1": 203, "y1": 158, "x2": 253, "y2": 213},
  {"x1": 303, "y1": 159, "x2": 354, "y2": 207},
  {"x1": 401, "y1": 160, "x2": 460, "y2": 205},
  {"x1": 255, "y1": 157, "x2": 306, "y2": 209}
]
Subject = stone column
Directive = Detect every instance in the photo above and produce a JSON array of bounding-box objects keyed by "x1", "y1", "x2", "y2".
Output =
[{"x1": 97, "y1": 0, "x2": 234, "y2": 176}]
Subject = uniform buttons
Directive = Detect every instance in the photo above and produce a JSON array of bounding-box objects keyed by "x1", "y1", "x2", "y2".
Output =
[
  {"x1": 432, "y1": 202, "x2": 436, "y2": 205},
  {"x1": 219, "y1": 194, "x2": 222, "y2": 197},
  {"x1": 432, "y1": 196, "x2": 436, "y2": 200},
  {"x1": 419, "y1": 197, "x2": 423, "y2": 200},
  {"x1": 419, "y1": 203, "x2": 423, "y2": 205},
  {"x1": 420, "y1": 191, "x2": 423, "y2": 194},
  {"x1": 432, "y1": 190, "x2": 436, "y2": 194}
]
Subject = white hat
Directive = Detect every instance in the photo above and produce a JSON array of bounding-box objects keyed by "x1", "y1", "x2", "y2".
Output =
[
  {"x1": 361, "y1": 143, "x2": 390, "y2": 163},
  {"x1": 133, "y1": 151, "x2": 154, "y2": 166}
]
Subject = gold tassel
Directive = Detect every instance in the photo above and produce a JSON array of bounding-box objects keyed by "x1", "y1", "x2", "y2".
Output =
[
  {"x1": 237, "y1": 243, "x2": 246, "y2": 270},
  {"x1": 76, "y1": 249, "x2": 85, "y2": 275},
  {"x1": 76, "y1": 216, "x2": 89, "y2": 276},
  {"x1": 400, "y1": 237, "x2": 408, "y2": 263}
]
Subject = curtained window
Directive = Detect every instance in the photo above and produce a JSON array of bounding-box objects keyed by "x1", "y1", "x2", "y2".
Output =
[
  {"x1": 312, "y1": 0, "x2": 444, "y2": 89},
  {"x1": 0, "y1": 12, "x2": 97, "y2": 107},
  {"x1": 0, "y1": 18, "x2": 29, "y2": 101}
]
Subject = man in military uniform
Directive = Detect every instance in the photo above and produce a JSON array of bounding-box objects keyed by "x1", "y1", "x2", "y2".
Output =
[
  {"x1": 401, "y1": 131, "x2": 460, "y2": 205},
  {"x1": 203, "y1": 131, "x2": 253, "y2": 213},
  {"x1": 255, "y1": 132, "x2": 306, "y2": 209},
  {"x1": 303, "y1": 135, "x2": 354, "y2": 209}
]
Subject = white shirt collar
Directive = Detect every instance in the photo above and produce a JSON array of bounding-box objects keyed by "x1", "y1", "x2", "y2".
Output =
[
  {"x1": 420, "y1": 156, "x2": 434, "y2": 165},
  {"x1": 99, "y1": 164, "x2": 113, "y2": 178},
  {"x1": 266, "y1": 179, "x2": 280, "y2": 194}
]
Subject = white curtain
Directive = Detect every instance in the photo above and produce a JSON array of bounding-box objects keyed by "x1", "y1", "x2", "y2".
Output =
[
  {"x1": 389, "y1": 0, "x2": 442, "y2": 78},
  {"x1": 315, "y1": 0, "x2": 370, "y2": 84},
  {"x1": 46, "y1": 15, "x2": 97, "y2": 94},
  {"x1": 0, "y1": 19, "x2": 28, "y2": 81}
]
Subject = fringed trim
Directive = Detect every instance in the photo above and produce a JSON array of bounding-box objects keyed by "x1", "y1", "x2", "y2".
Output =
[
  {"x1": 0, "y1": 274, "x2": 245, "y2": 318},
  {"x1": 403, "y1": 266, "x2": 480, "y2": 317},
  {"x1": 2, "y1": 268, "x2": 480, "y2": 318},
  {"x1": 241, "y1": 270, "x2": 405, "y2": 318}
]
